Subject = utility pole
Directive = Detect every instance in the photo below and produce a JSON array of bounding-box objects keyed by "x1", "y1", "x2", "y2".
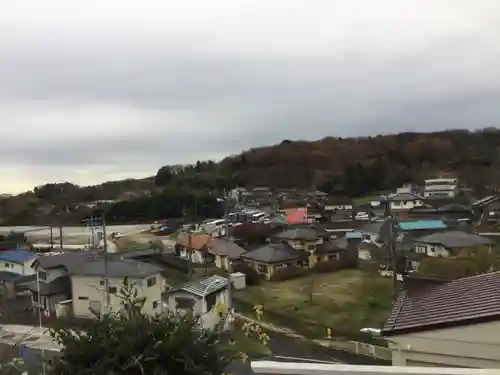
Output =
[
  {"x1": 102, "y1": 213, "x2": 110, "y2": 314},
  {"x1": 59, "y1": 225, "x2": 63, "y2": 253},
  {"x1": 387, "y1": 210, "x2": 398, "y2": 299},
  {"x1": 49, "y1": 226, "x2": 53, "y2": 249},
  {"x1": 223, "y1": 190, "x2": 233, "y2": 313}
]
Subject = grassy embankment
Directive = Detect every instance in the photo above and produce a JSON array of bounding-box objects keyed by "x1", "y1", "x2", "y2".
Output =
[{"x1": 232, "y1": 269, "x2": 393, "y2": 340}]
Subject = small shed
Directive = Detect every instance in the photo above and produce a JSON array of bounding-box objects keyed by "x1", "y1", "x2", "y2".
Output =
[{"x1": 229, "y1": 272, "x2": 246, "y2": 290}]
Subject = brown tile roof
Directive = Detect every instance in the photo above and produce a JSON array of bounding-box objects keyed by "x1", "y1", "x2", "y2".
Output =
[
  {"x1": 176, "y1": 233, "x2": 212, "y2": 251},
  {"x1": 382, "y1": 272, "x2": 500, "y2": 336}
]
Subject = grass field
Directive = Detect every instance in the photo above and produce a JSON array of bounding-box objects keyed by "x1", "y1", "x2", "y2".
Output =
[{"x1": 233, "y1": 269, "x2": 393, "y2": 339}]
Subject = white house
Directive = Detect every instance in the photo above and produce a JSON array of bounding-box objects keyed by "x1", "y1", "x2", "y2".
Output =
[
  {"x1": 423, "y1": 178, "x2": 459, "y2": 199},
  {"x1": 382, "y1": 272, "x2": 500, "y2": 368},
  {"x1": 165, "y1": 275, "x2": 233, "y2": 331},
  {"x1": 0, "y1": 250, "x2": 38, "y2": 276},
  {"x1": 413, "y1": 231, "x2": 492, "y2": 258},
  {"x1": 69, "y1": 258, "x2": 164, "y2": 319},
  {"x1": 388, "y1": 193, "x2": 424, "y2": 211}
]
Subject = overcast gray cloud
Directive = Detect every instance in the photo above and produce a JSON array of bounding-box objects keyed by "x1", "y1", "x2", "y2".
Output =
[{"x1": 1, "y1": 0, "x2": 500, "y2": 193}]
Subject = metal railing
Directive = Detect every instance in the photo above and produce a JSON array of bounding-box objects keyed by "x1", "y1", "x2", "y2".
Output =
[{"x1": 251, "y1": 361, "x2": 499, "y2": 375}]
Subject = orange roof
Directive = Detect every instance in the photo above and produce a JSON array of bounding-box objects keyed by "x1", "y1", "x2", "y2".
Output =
[{"x1": 176, "y1": 233, "x2": 212, "y2": 250}]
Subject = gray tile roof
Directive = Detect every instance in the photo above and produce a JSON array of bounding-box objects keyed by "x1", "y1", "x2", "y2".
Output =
[
  {"x1": 34, "y1": 251, "x2": 99, "y2": 270},
  {"x1": 241, "y1": 242, "x2": 302, "y2": 263},
  {"x1": 69, "y1": 258, "x2": 163, "y2": 278},
  {"x1": 208, "y1": 239, "x2": 246, "y2": 259},
  {"x1": 360, "y1": 221, "x2": 385, "y2": 235},
  {"x1": 181, "y1": 275, "x2": 229, "y2": 297},
  {"x1": 415, "y1": 230, "x2": 492, "y2": 248},
  {"x1": 275, "y1": 228, "x2": 318, "y2": 241}
]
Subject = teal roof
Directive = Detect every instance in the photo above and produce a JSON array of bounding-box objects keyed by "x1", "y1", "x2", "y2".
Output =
[{"x1": 398, "y1": 220, "x2": 447, "y2": 231}]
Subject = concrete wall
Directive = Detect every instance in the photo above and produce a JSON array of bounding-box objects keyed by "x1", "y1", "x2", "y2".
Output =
[
  {"x1": 71, "y1": 273, "x2": 164, "y2": 319},
  {"x1": 389, "y1": 320, "x2": 500, "y2": 368}
]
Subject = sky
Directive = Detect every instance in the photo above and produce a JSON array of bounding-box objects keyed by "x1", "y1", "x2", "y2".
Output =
[{"x1": 1, "y1": 0, "x2": 500, "y2": 193}]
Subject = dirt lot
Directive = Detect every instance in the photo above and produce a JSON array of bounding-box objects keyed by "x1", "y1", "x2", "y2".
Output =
[{"x1": 233, "y1": 269, "x2": 393, "y2": 338}]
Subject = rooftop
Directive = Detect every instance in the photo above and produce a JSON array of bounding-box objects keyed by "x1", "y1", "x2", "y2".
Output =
[
  {"x1": 398, "y1": 220, "x2": 447, "y2": 231},
  {"x1": 382, "y1": 272, "x2": 500, "y2": 336},
  {"x1": 0, "y1": 250, "x2": 36, "y2": 263},
  {"x1": 241, "y1": 242, "x2": 302, "y2": 263},
  {"x1": 414, "y1": 230, "x2": 492, "y2": 248},
  {"x1": 181, "y1": 275, "x2": 229, "y2": 297},
  {"x1": 275, "y1": 228, "x2": 318, "y2": 241},
  {"x1": 69, "y1": 258, "x2": 163, "y2": 278}
]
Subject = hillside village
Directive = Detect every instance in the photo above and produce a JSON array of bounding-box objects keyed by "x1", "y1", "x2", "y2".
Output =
[{"x1": 2, "y1": 175, "x2": 500, "y2": 370}]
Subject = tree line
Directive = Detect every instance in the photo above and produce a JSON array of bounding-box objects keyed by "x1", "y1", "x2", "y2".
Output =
[{"x1": 2, "y1": 128, "x2": 500, "y2": 224}]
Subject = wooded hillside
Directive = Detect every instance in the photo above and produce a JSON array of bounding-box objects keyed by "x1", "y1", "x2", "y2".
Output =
[
  {"x1": 2, "y1": 128, "x2": 500, "y2": 224},
  {"x1": 217, "y1": 128, "x2": 500, "y2": 196}
]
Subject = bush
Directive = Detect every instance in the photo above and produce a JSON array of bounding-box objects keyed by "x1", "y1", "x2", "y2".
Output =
[
  {"x1": 48, "y1": 280, "x2": 231, "y2": 375},
  {"x1": 313, "y1": 258, "x2": 357, "y2": 274},
  {"x1": 156, "y1": 253, "x2": 189, "y2": 273},
  {"x1": 271, "y1": 265, "x2": 307, "y2": 281},
  {"x1": 232, "y1": 264, "x2": 261, "y2": 285}
]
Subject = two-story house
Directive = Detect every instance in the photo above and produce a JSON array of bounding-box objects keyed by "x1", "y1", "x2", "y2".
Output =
[
  {"x1": 0, "y1": 250, "x2": 37, "y2": 276},
  {"x1": 27, "y1": 252, "x2": 94, "y2": 316},
  {"x1": 175, "y1": 232, "x2": 212, "y2": 264},
  {"x1": 69, "y1": 258, "x2": 164, "y2": 319},
  {"x1": 273, "y1": 227, "x2": 335, "y2": 267},
  {"x1": 165, "y1": 275, "x2": 233, "y2": 331},
  {"x1": 388, "y1": 193, "x2": 424, "y2": 212}
]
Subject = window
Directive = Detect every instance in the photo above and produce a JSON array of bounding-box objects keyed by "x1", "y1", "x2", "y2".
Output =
[
  {"x1": 108, "y1": 287, "x2": 117, "y2": 294},
  {"x1": 147, "y1": 277, "x2": 156, "y2": 287},
  {"x1": 78, "y1": 296, "x2": 89, "y2": 300},
  {"x1": 153, "y1": 301, "x2": 159, "y2": 309},
  {"x1": 100, "y1": 280, "x2": 105, "y2": 286},
  {"x1": 32, "y1": 292, "x2": 39, "y2": 302},
  {"x1": 38, "y1": 271, "x2": 47, "y2": 281},
  {"x1": 257, "y1": 263, "x2": 268, "y2": 273},
  {"x1": 206, "y1": 293, "x2": 217, "y2": 311}
]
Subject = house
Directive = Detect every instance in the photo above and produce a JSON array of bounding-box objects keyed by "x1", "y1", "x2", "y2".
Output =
[
  {"x1": 472, "y1": 196, "x2": 500, "y2": 223},
  {"x1": 422, "y1": 178, "x2": 459, "y2": 199},
  {"x1": 175, "y1": 232, "x2": 212, "y2": 264},
  {"x1": 207, "y1": 238, "x2": 245, "y2": 271},
  {"x1": 69, "y1": 258, "x2": 164, "y2": 319},
  {"x1": 165, "y1": 275, "x2": 232, "y2": 331},
  {"x1": 388, "y1": 193, "x2": 424, "y2": 211},
  {"x1": 349, "y1": 222, "x2": 385, "y2": 245},
  {"x1": 382, "y1": 272, "x2": 500, "y2": 368},
  {"x1": 413, "y1": 230, "x2": 492, "y2": 258},
  {"x1": 0, "y1": 250, "x2": 37, "y2": 276},
  {"x1": 323, "y1": 198, "x2": 353, "y2": 212},
  {"x1": 273, "y1": 227, "x2": 336, "y2": 267},
  {"x1": 27, "y1": 251, "x2": 98, "y2": 316},
  {"x1": 241, "y1": 242, "x2": 304, "y2": 280},
  {"x1": 274, "y1": 227, "x2": 321, "y2": 250}
]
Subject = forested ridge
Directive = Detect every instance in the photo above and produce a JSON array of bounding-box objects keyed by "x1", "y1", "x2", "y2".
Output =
[{"x1": 2, "y1": 128, "x2": 500, "y2": 224}]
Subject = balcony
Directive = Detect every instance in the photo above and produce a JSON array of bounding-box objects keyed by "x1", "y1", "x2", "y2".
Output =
[{"x1": 250, "y1": 361, "x2": 498, "y2": 375}]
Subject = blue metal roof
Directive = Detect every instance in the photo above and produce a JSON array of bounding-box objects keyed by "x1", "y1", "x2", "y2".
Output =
[
  {"x1": 0, "y1": 250, "x2": 36, "y2": 263},
  {"x1": 398, "y1": 220, "x2": 447, "y2": 231}
]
